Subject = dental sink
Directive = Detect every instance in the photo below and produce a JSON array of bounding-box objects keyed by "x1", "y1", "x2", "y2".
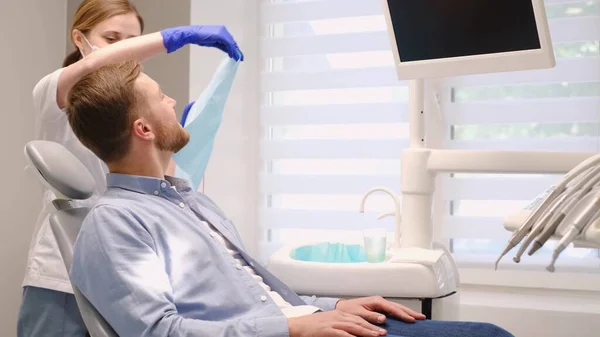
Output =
[
  {"x1": 268, "y1": 241, "x2": 459, "y2": 300},
  {"x1": 266, "y1": 187, "x2": 461, "y2": 320},
  {"x1": 290, "y1": 242, "x2": 368, "y2": 264}
]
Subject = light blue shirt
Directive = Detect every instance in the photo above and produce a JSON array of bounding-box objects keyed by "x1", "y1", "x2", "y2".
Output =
[{"x1": 71, "y1": 174, "x2": 338, "y2": 337}]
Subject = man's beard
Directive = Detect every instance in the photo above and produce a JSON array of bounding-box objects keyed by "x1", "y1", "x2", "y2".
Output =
[{"x1": 156, "y1": 122, "x2": 190, "y2": 153}]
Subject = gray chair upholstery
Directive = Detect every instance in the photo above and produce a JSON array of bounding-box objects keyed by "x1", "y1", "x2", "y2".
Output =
[
  {"x1": 25, "y1": 140, "x2": 118, "y2": 337},
  {"x1": 24, "y1": 140, "x2": 95, "y2": 200}
]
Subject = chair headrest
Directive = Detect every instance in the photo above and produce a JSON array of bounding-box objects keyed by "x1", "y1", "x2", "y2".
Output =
[{"x1": 24, "y1": 140, "x2": 95, "y2": 200}]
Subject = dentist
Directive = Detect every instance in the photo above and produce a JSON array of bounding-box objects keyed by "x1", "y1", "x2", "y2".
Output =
[{"x1": 19, "y1": 1, "x2": 243, "y2": 336}]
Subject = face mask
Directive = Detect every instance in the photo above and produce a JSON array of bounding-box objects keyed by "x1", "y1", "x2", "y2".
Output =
[
  {"x1": 172, "y1": 51, "x2": 241, "y2": 191},
  {"x1": 79, "y1": 33, "x2": 99, "y2": 57}
]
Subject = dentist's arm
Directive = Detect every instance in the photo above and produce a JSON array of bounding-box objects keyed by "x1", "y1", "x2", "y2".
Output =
[
  {"x1": 70, "y1": 205, "x2": 286, "y2": 337},
  {"x1": 57, "y1": 26, "x2": 243, "y2": 109}
]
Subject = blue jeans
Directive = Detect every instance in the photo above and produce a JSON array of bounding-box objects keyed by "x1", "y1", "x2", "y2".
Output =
[
  {"x1": 17, "y1": 286, "x2": 89, "y2": 337},
  {"x1": 379, "y1": 317, "x2": 514, "y2": 337}
]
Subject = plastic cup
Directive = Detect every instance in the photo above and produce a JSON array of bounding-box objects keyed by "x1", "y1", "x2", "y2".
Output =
[{"x1": 363, "y1": 228, "x2": 387, "y2": 263}]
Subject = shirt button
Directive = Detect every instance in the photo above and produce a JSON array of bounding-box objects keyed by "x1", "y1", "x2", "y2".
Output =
[
  {"x1": 236, "y1": 264, "x2": 242, "y2": 270},
  {"x1": 161, "y1": 182, "x2": 167, "y2": 188},
  {"x1": 260, "y1": 296, "x2": 267, "y2": 302},
  {"x1": 153, "y1": 190, "x2": 159, "y2": 195},
  {"x1": 210, "y1": 232, "x2": 218, "y2": 238},
  {"x1": 179, "y1": 202, "x2": 185, "y2": 208}
]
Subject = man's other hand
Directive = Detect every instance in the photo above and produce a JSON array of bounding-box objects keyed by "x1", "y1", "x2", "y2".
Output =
[
  {"x1": 288, "y1": 310, "x2": 387, "y2": 337},
  {"x1": 336, "y1": 296, "x2": 426, "y2": 324}
]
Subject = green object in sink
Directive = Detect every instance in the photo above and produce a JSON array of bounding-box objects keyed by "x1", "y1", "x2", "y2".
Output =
[{"x1": 290, "y1": 242, "x2": 367, "y2": 263}]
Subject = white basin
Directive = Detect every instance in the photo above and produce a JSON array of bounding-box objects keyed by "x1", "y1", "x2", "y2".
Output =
[{"x1": 267, "y1": 242, "x2": 460, "y2": 299}]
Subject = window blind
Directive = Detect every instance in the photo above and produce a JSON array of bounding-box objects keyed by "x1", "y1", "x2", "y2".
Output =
[
  {"x1": 259, "y1": 0, "x2": 407, "y2": 260},
  {"x1": 258, "y1": 0, "x2": 600, "y2": 277},
  {"x1": 441, "y1": 0, "x2": 600, "y2": 272}
]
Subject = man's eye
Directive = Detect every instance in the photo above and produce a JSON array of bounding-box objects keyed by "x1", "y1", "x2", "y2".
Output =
[{"x1": 105, "y1": 37, "x2": 116, "y2": 43}]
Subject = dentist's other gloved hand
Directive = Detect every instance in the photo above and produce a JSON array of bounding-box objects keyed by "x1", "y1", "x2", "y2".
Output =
[
  {"x1": 161, "y1": 25, "x2": 244, "y2": 61},
  {"x1": 180, "y1": 101, "x2": 195, "y2": 126}
]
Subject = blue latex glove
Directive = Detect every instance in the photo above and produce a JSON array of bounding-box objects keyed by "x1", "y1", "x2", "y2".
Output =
[
  {"x1": 180, "y1": 101, "x2": 195, "y2": 126},
  {"x1": 161, "y1": 25, "x2": 244, "y2": 61}
]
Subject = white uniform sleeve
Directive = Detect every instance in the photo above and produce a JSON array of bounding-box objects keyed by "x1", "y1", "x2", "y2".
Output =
[{"x1": 32, "y1": 68, "x2": 68, "y2": 141}]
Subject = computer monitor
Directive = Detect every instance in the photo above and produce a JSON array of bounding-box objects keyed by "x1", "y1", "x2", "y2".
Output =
[{"x1": 382, "y1": 0, "x2": 556, "y2": 80}]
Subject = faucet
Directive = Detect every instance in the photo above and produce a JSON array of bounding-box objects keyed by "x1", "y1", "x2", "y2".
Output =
[{"x1": 359, "y1": 186, "x2": 402, "y2": 245}]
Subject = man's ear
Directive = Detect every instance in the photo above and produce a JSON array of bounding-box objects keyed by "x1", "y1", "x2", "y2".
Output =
[{"x1": 132, "y1": 118, "x2": 155, "y2": 141}]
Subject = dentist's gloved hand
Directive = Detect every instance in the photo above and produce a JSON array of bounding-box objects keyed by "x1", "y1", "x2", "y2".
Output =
[
  {"x1": 180, "y1": 101, "x2": 195, "y2": 126},
  {"x1": 161, "y1": 25, "x2": 244, "y2": 61}
]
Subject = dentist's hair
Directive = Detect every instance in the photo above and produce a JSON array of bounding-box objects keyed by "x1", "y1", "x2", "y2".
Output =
[
  {"x1": 63, "y1": 0, "x2": 145, "y2": 67},
  {"x1": 66, "y1": 60, "x2": 142, "y2": 163}
]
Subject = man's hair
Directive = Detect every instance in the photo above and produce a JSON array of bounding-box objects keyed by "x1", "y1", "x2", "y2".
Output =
[{"x1": 67, "y1": 60, "x2": 142, "y2": 163}]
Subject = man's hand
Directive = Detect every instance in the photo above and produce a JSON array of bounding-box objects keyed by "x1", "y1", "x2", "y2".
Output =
[
  {"x1": 288, "y1": 310, "x2": 387, "y2": 337},
  {"x1": 336, "y1": 296, "x2": 426, "y2": 324}
]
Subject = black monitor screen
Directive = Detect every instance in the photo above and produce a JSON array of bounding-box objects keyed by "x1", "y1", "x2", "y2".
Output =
[{"x1": 387, "y1": 0, "x2": 542, "y2": 62}]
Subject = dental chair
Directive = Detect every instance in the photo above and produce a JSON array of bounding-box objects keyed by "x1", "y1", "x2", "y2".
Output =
[{"x1": 24, "y1": 140, "x2": 118, "y2": 337}]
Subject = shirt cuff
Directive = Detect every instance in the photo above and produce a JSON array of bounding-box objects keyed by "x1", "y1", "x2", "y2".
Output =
[
  {"x1": 255, "y1": 315, "x2": 290, "y2": 337},
  {"x1": 315, "y1": 297, "x2": 340, "y2": 312}
]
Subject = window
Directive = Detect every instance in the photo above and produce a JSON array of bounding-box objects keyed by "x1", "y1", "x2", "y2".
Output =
[
  {"x1": 259, "y1": 0, "x2": 406, "y2": 261},
  {"x1": 259, "y1": 0, "x2": 600, "y2": 288},
  {"x1": 440, "y1": 0, "x2": 600, "y2": 282}
]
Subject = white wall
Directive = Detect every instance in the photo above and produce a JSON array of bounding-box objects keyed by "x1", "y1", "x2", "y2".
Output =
[
  {"x1": 191, "y1": 0, "x2": 260, "y2": 256},
  {"x1": 459, "y1": 285, "x2": 600, "y2": 337},
  {"x1": 0, "y1": 1, "x2": 67, "y2": 336}
]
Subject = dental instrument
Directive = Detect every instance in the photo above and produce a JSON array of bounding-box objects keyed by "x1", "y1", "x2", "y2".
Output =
[
  {"x1": 518, "y1": 169, "x2": 595, "y2": 258},
  {"x1": 526, "y1": 193, "x2": 581, "y2": 257},
  {"x1": 528, "y1": 166, "x2": 600, "y2": 255},
  {"x1": 580, "y1": 210, "x2": 600, "y2": 244},
  {"x1": 494, "y1": 153, "x2": 600, "y2": 269},
  {"x1": 547, "y1": 194, "x2": 600, "y2": 272},
  {"x1": 512, "y1": 193, "x2": 566, "y2": 263},
  {"x1": 495, "y1": 186, "x2": 564, "y2": 269}
]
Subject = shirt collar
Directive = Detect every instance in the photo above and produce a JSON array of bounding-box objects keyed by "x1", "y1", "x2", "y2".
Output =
[{"x1": 106, "y1": 173, "x2": 192, "y2": 195}]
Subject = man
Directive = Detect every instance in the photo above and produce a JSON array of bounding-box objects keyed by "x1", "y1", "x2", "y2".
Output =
[{"x1": 66, "y1": 60, "x2": 513, "y2": 337}]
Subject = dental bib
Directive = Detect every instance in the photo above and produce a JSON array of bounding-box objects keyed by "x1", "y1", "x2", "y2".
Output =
[{"x1": 173, "y1": 54, "x2": 240, "y2": 191}]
